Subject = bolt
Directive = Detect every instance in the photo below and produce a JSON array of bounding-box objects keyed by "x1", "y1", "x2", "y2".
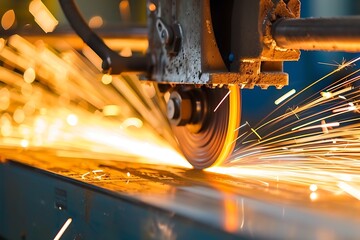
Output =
[
  {"x1": 167, "y1": 91, "x2": 192, "y2": 126},
  {"x1": 167, "y1": 98, "x2": 179, "y2": 120},
  {"x1": 168, "y1": 23, "x2": 182, "y2": 56}
]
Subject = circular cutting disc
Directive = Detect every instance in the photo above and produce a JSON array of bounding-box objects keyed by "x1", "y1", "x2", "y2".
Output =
[{"x1": 172, "y1": 85, "x2": 241, "y2": 169}]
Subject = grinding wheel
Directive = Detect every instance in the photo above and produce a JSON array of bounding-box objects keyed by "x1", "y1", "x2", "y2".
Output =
[{"x1": 169, "y1": 85, "x2": 241, "y2": 169}]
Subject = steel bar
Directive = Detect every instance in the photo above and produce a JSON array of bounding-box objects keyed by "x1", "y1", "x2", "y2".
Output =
[{"x1": 272, "y1": 17, "x2": 360, "y2": 52}]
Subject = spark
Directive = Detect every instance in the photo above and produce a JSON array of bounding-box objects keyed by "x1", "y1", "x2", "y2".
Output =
[
  {"x1": 241, "y1": 139, "x2": 257, "y2": 145},
  {"x1": 294, "y1": 122, "x2": 340, "y2": 132},
  {"x1": 20, "y1": 139, "x2": 29, "y2": 148},
  {"x1": 231, "y1": 122, "x2": 252, "y2": 144},
  {"x1": 92, "y1": 170, "x2": 106, "y2": 180},
  {"x1": 309, "y1": 184, "x2": 318, "y2": 192},
  {"x1": 339, "y1": 95, "x2": 347, "y2": 100},
  {"x1": 230, "y1": 151, "x2": 261, "y2": 162},
  {"x1": 338, "y1": 174, "x2": 353, "y2": 182},
  {"x1": 292, "y1": 111, "x2": 300, "y2": 120},
  {"x1": 338, "y1": 182, "x2": 360, "y2": 200},
  {"x1": 332, "y1": 102, "x2": 359, "y2": 113},
  {"x1": 23, "y1": 67, "x2": 36, "y2": 83},
  {"x1": 321, "y1": 120, "x2": 329, "y2": 134},
  {"x1": 94, "y1": 174, "x2": 106, "y2": 180},
  {"x1": 255, "y1": 57, "x2": 360, "y2": 131},
  {"x1": 320, "y1": 91, "x2": 333, "y2": 99},
  {"x1": 240, "y1": 199, "x2": 244, "y2": 229},
  {"x1": 82, "y1": 45, "x2": 102, "y2": 71},
  {"x1": 53, "y1": 218, "x2": 72, "y2": 240},
  {"x1": 121, "y1": 118, "x2": 143, "y2": 129},
  {"x1": 66, "y1": 114, "x2": 78, "y2": 126},
  {"x1": 310, "y1": 192, "x2": 318, "y2": 201},
  {"x1": 0, "y1": 88, "x2": 10, "y2": 111},
  {"x1": 234, "y1": 121, "x2": 250, "y2": 132},
  {"x1": 321, "y1": 87, "x2": 353, "y2": 100},
  {"x1": 206, "y1": 56, "x2": 360, "y2": 199},
  {"x1": 318, "y1": 57, "x2": 356, "y2": 70},
  {"x1": 81, "y1": 170, "x2": 106, "y2": 180},
  {"x1": 286, "y1": 106, "x2": 300, "y2": 120},
  {"x1": 214, "y1": 90, "x2": 231, "y2": 112},
  {"x1": 81, "y1": 172, "x2": 90, "y2": 179},
  {"x1": 230, "y1": 132, "x2": 249, "y2": 145},
  {"x1": 101, "y1": 74, "x2": 113, "y2": 85},
  {"x1": 251, "y1": 128, "x2": 262, "y2": 140},
  {"x1": 275, "y1": 89, "x2": 296, "y2": 105},
  {"x1": 29, "y1": 0, "x2": 58, "y2": 33},
  {"x1": 103, "y1": 105, "x2": 121, "y2": 116},
  {"x1": 0, "y1": 35, "x2": 190, "y2": 169}
]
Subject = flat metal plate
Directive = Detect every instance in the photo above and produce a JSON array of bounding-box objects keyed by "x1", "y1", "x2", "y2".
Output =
[{"x1": 1, "y1": 151, "x2": 360, "y2": 239}]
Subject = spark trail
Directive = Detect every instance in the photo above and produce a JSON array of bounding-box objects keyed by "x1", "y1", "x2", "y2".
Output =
[
  {"x1": 209, "y1": 57, "x2": 360, "y2": 199},
  {"x1": 0, "y1": 35, "x2": 190, "y2": 168}
]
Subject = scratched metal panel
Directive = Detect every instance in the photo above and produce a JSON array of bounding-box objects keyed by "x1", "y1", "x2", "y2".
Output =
[
  {"x1": 1, "y1": 155, "x2": 360, "y2": 239},
  {"x1": 0, "y1": 161, "x2": 242, "y2": 240}
]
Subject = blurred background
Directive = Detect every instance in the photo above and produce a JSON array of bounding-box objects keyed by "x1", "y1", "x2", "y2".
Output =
[{"x1": 0, "y1": 0, "x2": 146, "y2": 28}]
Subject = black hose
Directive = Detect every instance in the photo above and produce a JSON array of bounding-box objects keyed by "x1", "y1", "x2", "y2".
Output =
[{"x1": 59, "y1": 0, "x2": 148, "y2": 73}]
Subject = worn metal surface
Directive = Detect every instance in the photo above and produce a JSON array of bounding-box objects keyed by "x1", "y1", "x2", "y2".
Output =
[
  {"x1": 148, "y1": 0, "x2": 300, "y2": 88},
  {"x1": 0, "y1": 159, "x2": 239, "y2": 240},
  {"x1": 1, "y1": 152, "x2": 360, "y2": 239}
]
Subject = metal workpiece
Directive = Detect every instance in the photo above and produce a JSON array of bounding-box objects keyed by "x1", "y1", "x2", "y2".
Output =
[
  {"x1": 272, "y1": 17, "x2": 360, "y2": 52},
  {"x1": 2, "y1": 156, "x2": 360, "y2": 239},
  {"x1": 0, "y1": 159, "x2": 236, "y2": 240}
]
